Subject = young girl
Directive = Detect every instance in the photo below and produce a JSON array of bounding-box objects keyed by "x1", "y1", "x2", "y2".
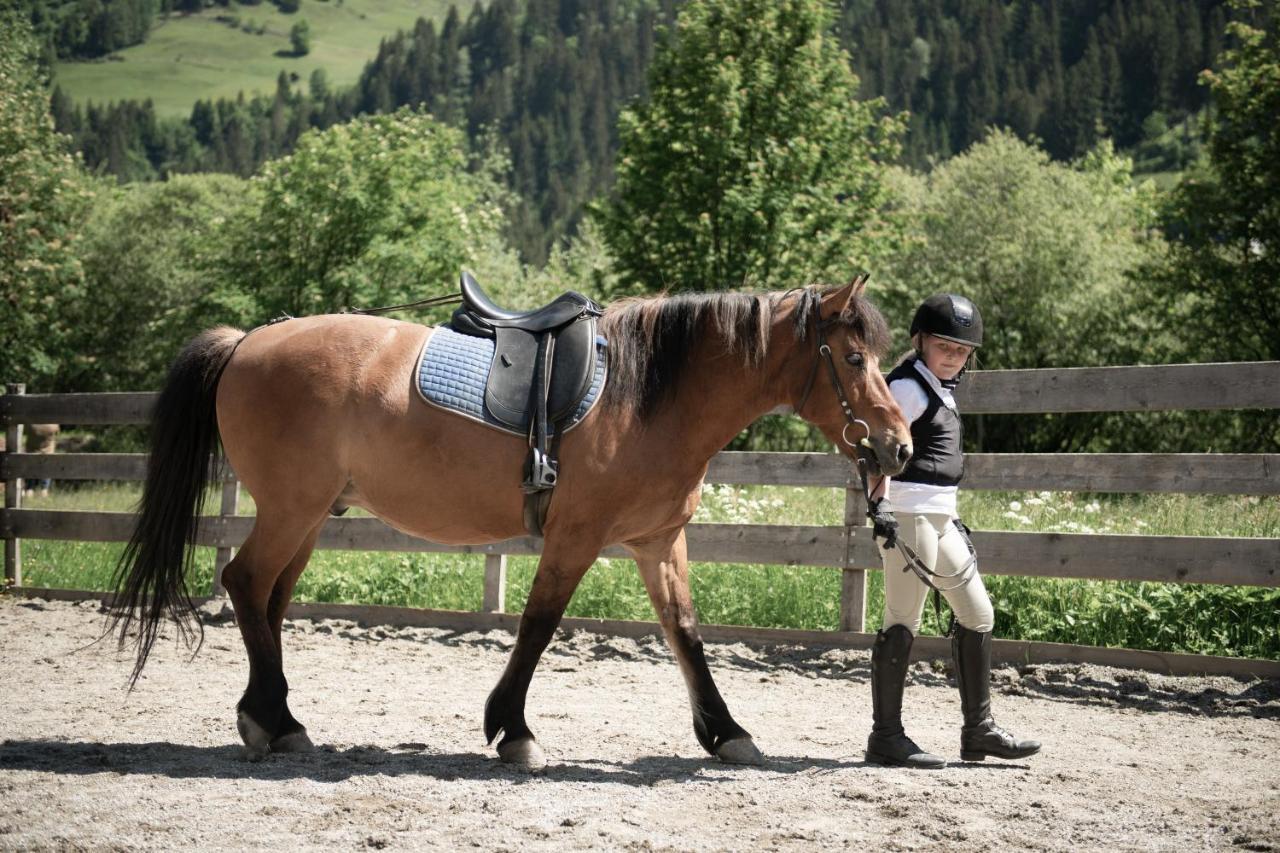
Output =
[{"x1": 864, "y1": 293, "x2": 1040, "y2": 769}]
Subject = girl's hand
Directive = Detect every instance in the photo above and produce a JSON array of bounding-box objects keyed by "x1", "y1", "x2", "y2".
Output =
[{"x1": 869, "y1": 498, "x2": 899, "y2": 550}]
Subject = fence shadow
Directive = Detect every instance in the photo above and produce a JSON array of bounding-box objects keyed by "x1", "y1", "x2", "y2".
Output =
[{"x1": 279, "y1": 614, "x2": 1280, "y2": 719}]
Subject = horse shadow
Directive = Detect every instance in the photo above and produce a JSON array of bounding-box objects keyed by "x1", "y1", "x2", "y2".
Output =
[{"x1": 0, "y1": 739, "x2": 984, "y2": 785}]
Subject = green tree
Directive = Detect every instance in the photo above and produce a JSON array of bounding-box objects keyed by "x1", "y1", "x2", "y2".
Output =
[
  {"x1": 65, "y1": 174, "x2": 258, "y2": 392},
  {"x1": 289, "y1": 18, "x2": 311, "y2": 56},
  {"x1": 1159, "y1": 2, "x2": 1280, "y2": 362},
  {"x1": 0, "y1": 14, "x2": 97, "y2": 390},
  {"x1": 594, "y1": 0, "x2": 903, "y2": 293},
  {"x1": 308, "y1": 67, "x2": 329, "y2": 100},
  {"x1": 880, "y1": 130, "x2": 1166, "y2": 371},
  {"x1": 226, "y1": 108, "x2": 512, "y2": 318},
  {"x1": 877, "y1": 130, "x2": 1172, "y2": 452}
]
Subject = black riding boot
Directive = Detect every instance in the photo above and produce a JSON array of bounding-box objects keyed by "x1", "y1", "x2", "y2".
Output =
[
  {"x1": 866, "y1": 625, "x2": 946, "y2": 769},
  {"x1": 952, "y1": 624, "x2": 1041, "y2": 761}
]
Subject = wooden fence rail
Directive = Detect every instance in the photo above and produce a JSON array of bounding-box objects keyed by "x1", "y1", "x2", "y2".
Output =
[
  {"x1": 3, "y1": 363, "x2": 1279, "y2": 676},
  {"x1": 6, "y1": 450, "x2": 1279, "y2": 495},
  {"x1": 6, "y1": 362, "x2": 1279, "y2": 425},
  {"x1": 3, "y1": 508, "x2": 1276, "y2": 588}
]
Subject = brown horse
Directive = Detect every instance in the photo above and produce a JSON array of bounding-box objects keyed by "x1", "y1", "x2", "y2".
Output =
[{"x1": 109, "y1": 279, "x2": 911, "y2": 769}]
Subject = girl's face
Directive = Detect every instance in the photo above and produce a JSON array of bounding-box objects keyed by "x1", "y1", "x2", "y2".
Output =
[{"x1": 920, "y1": 334, "x2": 974, "y2": 381}]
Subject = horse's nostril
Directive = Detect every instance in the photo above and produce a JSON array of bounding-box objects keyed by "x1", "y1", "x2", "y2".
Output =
[{"x1": 897, "y1": 444, "x2": 912, "y2": 465}]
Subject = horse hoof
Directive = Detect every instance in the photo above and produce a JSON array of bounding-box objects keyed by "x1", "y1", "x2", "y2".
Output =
[
  {"x1": 271, "y1": 729, "x2": 316, "y2": 753},
  {"x1": 497, "y1": 737, "x2": 547, "y2": 772},
  {"x1": 716, "y1": 736, "x2": 765, "y2": 765},
  {"x1": 237, "y1": 711, "x2": 272, "y2": 761},
  {"x1": 243, "y1": 744, "x2": 270, "y2": 762}
]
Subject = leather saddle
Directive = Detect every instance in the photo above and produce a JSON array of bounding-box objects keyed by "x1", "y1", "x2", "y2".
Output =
[{"x1": 449, "y1": 271, "x2": 604, "y2": 535}]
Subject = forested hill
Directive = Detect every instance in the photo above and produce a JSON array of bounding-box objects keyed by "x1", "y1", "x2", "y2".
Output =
[
  {"x1": 53, "y1": 0, "x2": 1230, "y2": 263},
  {"x1": 840, "y1": 0, "x2": 1226, "y2": 162}
]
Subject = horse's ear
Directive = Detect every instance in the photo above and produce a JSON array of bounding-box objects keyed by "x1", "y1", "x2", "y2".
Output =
[
  {"x1": 822, "y1": 273, "x2": 869, "y2": 317},
  {"x1": 850, "y1": 273, "x2": 869, "y2": 299}
]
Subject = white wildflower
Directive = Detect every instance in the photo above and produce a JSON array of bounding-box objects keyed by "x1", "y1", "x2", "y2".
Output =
[{"x1": 1008, "y1": 500, "x2": 1023, "y2": 512}]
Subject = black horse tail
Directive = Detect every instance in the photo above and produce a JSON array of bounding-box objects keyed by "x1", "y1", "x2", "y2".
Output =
[{"x1": 107, "y1": 326, "x2": 246, "y2": 687}]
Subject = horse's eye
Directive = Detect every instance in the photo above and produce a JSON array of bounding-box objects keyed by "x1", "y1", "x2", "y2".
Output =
[{"x1": 845, "y1": 351, "x2": 865, "y2": 368}]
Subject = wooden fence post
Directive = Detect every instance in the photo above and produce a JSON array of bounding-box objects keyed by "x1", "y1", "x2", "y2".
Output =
[
  {"x1": 839, "y1": 472, "x2": 866, "y2": 632},
  {"x1": 482, "y1": 553, "x2": 507, "y2": 613},
  {"x1": 4, "y1": 384, "x2": 25, "y2": 587},
  {"x1": 211, "y1": 461, "x2": 239, "y2": 597}
]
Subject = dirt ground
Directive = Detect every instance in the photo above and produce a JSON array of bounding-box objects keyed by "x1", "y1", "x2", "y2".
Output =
[{"x1": 1, "y1": 596, "x2": 1277, "y2": 852}]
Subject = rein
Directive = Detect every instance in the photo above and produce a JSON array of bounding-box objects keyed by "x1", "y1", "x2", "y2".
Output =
[{"x1": 347, "y1": 293, "x2": 463, "y2": 315}]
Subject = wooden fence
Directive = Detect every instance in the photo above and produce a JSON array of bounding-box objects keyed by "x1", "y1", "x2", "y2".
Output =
[{"x1": 3, "y1": 363, "x2": 1280, "y2": 677}]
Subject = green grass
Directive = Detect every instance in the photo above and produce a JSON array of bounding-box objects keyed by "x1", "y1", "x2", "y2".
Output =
[
  {"x1": 12, "y1": 482, "x2": 1280, "y2": 659},
  {"x1": 53, "y1": 0, "x2": 472, "y2": 118}
]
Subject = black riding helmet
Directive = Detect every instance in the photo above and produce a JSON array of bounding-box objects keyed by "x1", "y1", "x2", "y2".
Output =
[{"x1": 910, "y1": 293, "x2": 983, "y2": 348}]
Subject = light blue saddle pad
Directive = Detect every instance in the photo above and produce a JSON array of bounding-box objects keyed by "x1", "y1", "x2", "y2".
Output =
[{"x1": 416, "y1": 325, "x2": 607, "y2": 436}]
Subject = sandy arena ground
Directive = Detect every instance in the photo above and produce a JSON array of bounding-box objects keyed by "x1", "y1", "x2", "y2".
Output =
[{"x1": 1, "y1": 596, "x2": 1277, "y2": 851}]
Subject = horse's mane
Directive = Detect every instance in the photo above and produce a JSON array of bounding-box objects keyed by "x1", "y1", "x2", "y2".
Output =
[{"x1": 598, "y1": 287, "x2": 891, "y2": 419}]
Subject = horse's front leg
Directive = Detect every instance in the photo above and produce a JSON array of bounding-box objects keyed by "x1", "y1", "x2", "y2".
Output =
[
  {"x1": 484, "y1": 540, "x2": 598, "y2": 771},
  {"x1": 628, "y1": 529, "x2": 764, "y2": 765}
]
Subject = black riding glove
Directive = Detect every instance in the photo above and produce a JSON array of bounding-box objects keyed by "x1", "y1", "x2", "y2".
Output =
[
  {"x1": 868, "y1": 497, "x2": 899, "y2": 550},
  {"x1": 953, "y1": 517, "x2": 972, "y2": 538}
]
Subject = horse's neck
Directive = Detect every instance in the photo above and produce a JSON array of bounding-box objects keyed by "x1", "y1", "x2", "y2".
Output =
[{"x1": 658, "y1": 315, "x2": 801, "y2": 463}]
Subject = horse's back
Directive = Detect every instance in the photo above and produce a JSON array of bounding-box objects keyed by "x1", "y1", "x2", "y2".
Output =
[
  {"x1": 216, "y1": 314, "x2": 529, "y2": 542},
  {"x1": 222, "y1": 314, "x2": 427, "y2": 412}
]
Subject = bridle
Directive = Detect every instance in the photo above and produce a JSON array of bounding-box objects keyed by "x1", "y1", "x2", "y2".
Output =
[
  {"x1": 794, "y1": 283, "x2": 874, "y2": 455},
  {"x1": 792, "y1": 284, "x2": 975, "y2": 598}
]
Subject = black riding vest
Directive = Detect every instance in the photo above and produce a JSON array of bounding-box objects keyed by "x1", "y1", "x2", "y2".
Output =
[{"x1": 887, "y1": 357, "x2": 964, "y2": 487}]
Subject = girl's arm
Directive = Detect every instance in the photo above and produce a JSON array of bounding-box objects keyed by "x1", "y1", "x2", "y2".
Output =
[{"x1": 866, "y1": 473, "x2": 888, "y2": 502}]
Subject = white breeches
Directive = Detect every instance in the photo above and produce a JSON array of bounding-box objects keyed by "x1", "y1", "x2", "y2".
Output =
[{"x1": 881, "y1": 512, "x2": 994, "y2": 635}]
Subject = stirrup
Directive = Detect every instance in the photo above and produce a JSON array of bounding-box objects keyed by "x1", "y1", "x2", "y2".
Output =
[{"x1": 522, "y1": 447, "x2": 558, "y2": 493}]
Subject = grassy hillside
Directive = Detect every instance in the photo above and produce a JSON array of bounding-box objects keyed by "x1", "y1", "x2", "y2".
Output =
[{"x1": 53, "y1": 0, "x2": 474, "y2": 117}]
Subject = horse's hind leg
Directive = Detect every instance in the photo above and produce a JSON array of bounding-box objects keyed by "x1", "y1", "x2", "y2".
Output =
[
  {"x1": 628, "y1": 530, "x2": 764, "y2": 765},
  {"x1": 261, "y1": 518, "x2": 326, "y2": 753},
  {"x1": 221, "y1": 512, "x2": 325, "y2": 760}
]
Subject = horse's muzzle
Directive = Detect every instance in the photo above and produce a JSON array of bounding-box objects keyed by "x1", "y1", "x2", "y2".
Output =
[{"x1": 860, "y1": 436, "x2": 911, "y2": 477}]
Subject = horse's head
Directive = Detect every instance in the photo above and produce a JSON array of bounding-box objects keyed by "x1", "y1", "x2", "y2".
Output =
[{"x1": 789, "y1": 278, "x2": 912, "y2": 476}]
